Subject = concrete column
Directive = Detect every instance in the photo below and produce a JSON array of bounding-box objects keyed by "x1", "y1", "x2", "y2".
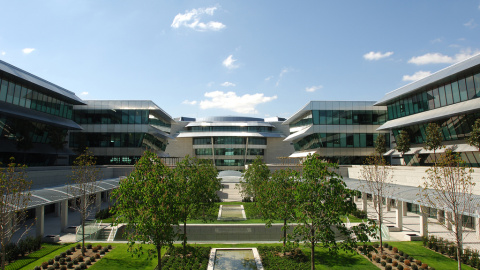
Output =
[
  {"x1": 386, "y1": 198, "x2": 392, "y2": 212},
  {"x1": 54, "y1": 202, "x2": 61, "y2": 217},
  {"x1": 420, "y1": 206, "x2": 428, "y2": 238},
  {"x1": 362, "y1": 192, "x2": 367, "y2": 212},
  {"x1": 95, "y1": 192, "x2": 102, "y2": 209},
  {"x1": 60, "y1": 200, "x2": 69, "y2": 232},
  {"x1": 396, "y1": 200, "x2": 403, "y2": 230},
  {"x1": 402, "y1": 201, "x2": 408, "y2": 216},
  {"x1": 437, "y1": 209, "x2": 445, "y2": 224},
  {"x1": 446, "y1": 212, "x2": 453, "y2": 230},
  {"x1": 36, "y1": 205, "x2": 44, "y2": 237}
]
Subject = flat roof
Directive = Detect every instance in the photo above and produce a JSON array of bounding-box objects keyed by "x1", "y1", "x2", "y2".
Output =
[{"x1": 375, "y1": 53, "x2": 480, "y2": 106}]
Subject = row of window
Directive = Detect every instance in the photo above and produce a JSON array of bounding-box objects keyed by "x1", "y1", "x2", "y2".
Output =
[
  {"x1": 403, "y1": 151, "x2": 480, "y2": 169},
  {"x1": 294, "y1": 132, "x2": 390, "y2": 151},
  {"x1": 195, "y1": 148, "x2": 264, "y2": 156},
  {"x1": 73, "y1": 109, "x2": 171, "y2": 129},
  {"x1": 0, "y1": 76, "x2": 74, "y2": 119},
  {"x1": 69, "y1": 132, "x2": 167, "y2": 151},
  {"x1": 0, "y1": 115, "x2": 63, "y2": 145},
  {"x1": 392, "y1": 112, "x2": 480, "y2": 144},
  {"x1": 290, "y1": 110, "x2": 387, "y2": 128},
  {"x1": 188, "y1": 126, "x2": 273, "y2": 132},
  {"x1": 215, "y1": 159, "x2": 254, "y2": 167},
  {"x1": 193, "y1": 137, "x2": 267, "y2": 145},
  {"x1": 314, "y1": 155, "x2": 370, "y2": 165},
  {"x1": 388, "y1": 71, "x2": 480, "y2": 120}
]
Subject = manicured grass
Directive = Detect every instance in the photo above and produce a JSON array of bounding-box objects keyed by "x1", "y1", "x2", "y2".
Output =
[
  {"x1": 14, "y1": 243, "x2": 76, "y2": 270},
  {"x1": 385, "y1": 241, "x2": 475, "y2": 270},
  {"x1": 88, "y1": 244, "x2": 160, "y2": 270}
]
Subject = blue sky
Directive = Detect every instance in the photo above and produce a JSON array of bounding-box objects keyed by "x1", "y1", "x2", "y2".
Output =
[{"x1": 0, "y1": 1, "x2": 479, "y2": 119}]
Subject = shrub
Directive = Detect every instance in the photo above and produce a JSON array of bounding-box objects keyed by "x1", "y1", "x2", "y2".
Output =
[
  {"x1": 397, "y1": 265, "x2": 404, "y2": 270},
  {"x1": 70, "y1": 247, "x2": 76, "y2": 252},
  {"x1": 53, "y1": 262, "x2": 59, "y2": 268},
  {"x1": 372, "y1": 255, "x2": 376, "y2": 260},
  {"x1": 76, "y1": 244, "x2": 81, "y2": 249},
  {"x1": 42, "y1": 261, "x2": 49, "y2": 269},
  {"x1": 399, "y1": 256, "x2": 404, "y2": 262},
  {"x1": 388, "y1": 246, "x2": 393, "y2": 250},
  {"x1": 95, "y1": 254, "x2": 100, "y2": 259},
  {"x1": 108, "y1": 244, "x2": 112, "y2": 249},
  {"x1": 375, "y1": 257, "x2": 381, "y2": 263},
  {"x1": 61, "y1": 252, "x2": 67, "y2": 258},
  {"x1": 48, "y1": 266, "x2": 54, "y2": 270},
  {"x1": 385, "y1": 257, "x2": 392, "y2": 263},
  {"x1": 90, "y1": 256, "x2": 95, "y2": 262},
  {"x1": 395, "y1": 254, "x2": 400, "y2": 259},
  {"x1": 100, "y1": 250, "x2": 105, "y2": 255},
  {"x1": 87, "y1": 244, "x2": 92, "y2": 249},
  {"x1": 416, "y1": 260, "x2": 422, "y2": 266},
  {"x1": 34, "y1": 267, "x2": 41, "y2": 270},
  {"x1": 59, "y1": 258, "x2": 66, "y2": 265},
  {"x1": 92, "y1": 247, "x2": 98, "y2": 252},
  {"x1": 404, "y1": 259, "x2": 411, "y2": 266},
  {"x1": 61, "y1": 266, "x2": 67, "y2": 270},
  {"x1": 399, "y1": 250, "x2": 404, "y2": 256},
  {"x1": 96, "y1": 245, "x2": 102, "y2": 249},
  {"x1": 384, "y1": 243, "x2": 389, "y2": 248},
  {"x1": 66, "y1": 250, "x2": 72, "y2": 255},
  {"x1": 421, "y1": 263, "x2": 428, "y2": 269},
  {"x1": 78, "y1": 255, "x2": 84, "y2": 262},
  {"x1": 374, "y1": 244, "x2": 379, "y2": 248},
  {"x1": 382, "y1": 255, "x2": 387, "y2": 260},
  {"x1": 381, "y1": 261, "x2": 387, "y2": 266},
  {"x1": 66, "y1": 257, "x2": 72, "y2": 262},
  {"x1": 48, "y1": 259, "x2": 54, "y2": 265},
  {"x1": 411, "y1": 264, "x2": 418, "y2": 270},
  {"x1": 393, "y1": 247, "x2": 398, "y2": 253},
  {"x1": 55, "y1": 256, "x2": 61, "y2": 262},
  {"x1": 67, "y1": 262, "x2": 73, "y2": 269},
  {"x1": 385, "y1": 265, "x2": 392, "y2": 270},
  {"x1": 86, "y1": 259, "x2": 91, "y2": 265},
  {"x1": 73, "y1": 258, "x2": 78, "y2": 265},
  {"x1": 392, "y1": 261, "x2": 398, "y2": 266},
  {"x1": 80, "y1": 262, "x2": 86, "y2": 269},
  {"x1": 75, "y1": 267, "x2": 81, "y2": 270}
]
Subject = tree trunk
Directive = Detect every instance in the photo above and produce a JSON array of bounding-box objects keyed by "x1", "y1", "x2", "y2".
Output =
[
  {"x1": 82, "y1": 215, "x2": 85, "y2": 256},
  {"x1": 2, "y1": 241, "x2": 5, "y2": 270},
  {"x1": 457, "y1": 246, "x2": 462, "y2": 270},
  {"x1": 183, "y1": 220, "x2": 187, "y2": 259},
  {"x1": 311, "y1": 225, "x2": 315, "y2": 270},
  {"x1": 283, "y1": 218, "x2": 287, "y2": 256},
  {"x1": 157, "y1": 245, "x2": 162, "y2": 270},
  {"x1": 378, "y1": 198, "x2": 383, "y2": 254}
]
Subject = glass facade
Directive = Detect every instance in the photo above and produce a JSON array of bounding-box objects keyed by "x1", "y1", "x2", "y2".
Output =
[
  {"x1": 392, "y1": 112, "x2": 480, "y2": 144},
  {"x1": 73, "y1": 109, "x2": 171, "y2": 128},
  {"x1": 293, "y1": 133, "x2": 390, "y2": 151},
  {"x1": 387, "y1": 71, "x2": 480, "y2": 120},
  {"x1": 188, "y1": 126, "x2": 272, "y2": 132},
  {"x1": 69, "y1": 132, "x2": 167, "y2": 151},
  {"x1": 290, "y1": 110, "x2": 387, "y2": 128},
  {"x1": 214, "y1": 159, "x2": 253, "y2": 167},
  {"x1": 195, "y1": 148, "x2": 264, "y2": 156},
  {"x1": 0, "y1": 75, "x2": 74, "y2": 119},
  {"x1": 193, "y1": 137, "x2": 267, "y2": 145}
]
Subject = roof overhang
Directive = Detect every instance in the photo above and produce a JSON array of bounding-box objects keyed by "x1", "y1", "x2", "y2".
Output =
[
  {"x1": 284, "y1": 126, "x2": 313, "y2": 142},
  {"x1": 185, "y1": 122, "x2": 275, "y2": 128},
  {"x1": 288, "y1": 150, "x2": 317, "y2": 158},
  {"x1": 377, "y1": 98, "x2": 480, "y2": 131},
  {"x1": 176, "y1": 131, "x2": 285, "y2": 138}
]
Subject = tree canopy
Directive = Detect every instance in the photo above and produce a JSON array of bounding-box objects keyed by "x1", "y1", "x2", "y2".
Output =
[
  {"x1": 468, "y1": 118, "x2": 480, "y2": 151},
  {"x1": 374, "y1": 134, "x2": 387, "y2": 156},
  {"x1": 395, "y1": 130, "x2": 411, "y2": 161},
  {"x1": 239, "y1": 156, "x2": 270, "y2": 202},
  {"x1": 424, "y1": 122, "x2": 443, "y2": 164}
]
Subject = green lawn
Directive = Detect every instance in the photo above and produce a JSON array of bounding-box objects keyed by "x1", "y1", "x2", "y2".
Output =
[
  {"x1": 12, "y1": 243, "x2": 76, "y2": 270},
  {"x1": 385, "y1": 241, "x2": 475, "y2": 270}
]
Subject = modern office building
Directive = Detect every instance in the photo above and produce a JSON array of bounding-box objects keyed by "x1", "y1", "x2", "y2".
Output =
[
  {"x1": 165, "y1": 116, "x2": 293, "y2": 171},
  {"x1": 283, "y1": 101, "x2": 389, "y2": 165},
  {"x1": 0, "y1": 60, "x2": 85, "y2": 166},
  {"x1": 70, "y1": 100, "x2": 174, "y2": 165},
  {"x1": 376, "y1": 53, "x2": 480, "y2": 166}
]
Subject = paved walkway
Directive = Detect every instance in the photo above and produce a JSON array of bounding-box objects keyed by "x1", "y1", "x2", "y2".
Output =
[{"x1": 356, "y1": 200, "x2": 480, "y2": 251}]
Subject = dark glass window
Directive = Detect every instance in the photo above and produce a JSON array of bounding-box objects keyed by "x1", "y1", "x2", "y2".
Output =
[
  {"x1": 474, "y1": 73, "x2": 480, "y2": 98},
  {"x1": 466, "y1": 75, "x2": 476, "y2": 99},
  {"x1": 0, "y1": 79, "x2": 7, "y2": 101},
  {"x1": 459, "y1": 78, "x2": 468, "y2": 101},
  {"x1": 438, "y1": 86, "x2": 446, "y2": 107}
]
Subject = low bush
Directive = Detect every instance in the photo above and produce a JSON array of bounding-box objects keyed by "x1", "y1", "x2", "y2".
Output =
[
  {"x1": 87, "y1": 244, "x2": 92, "y2": 249},
  {"x1": 381, "y1": 261, "x2": 386, "y2": 266},
  {"x1": 375, "y1": 257, "x2": 381, "y2": 263},
  {"x1": 67, "y1": 262, "x2": 73, "y2": 269},
  {"x1": 42, "y1": 261, "x2": 49, "y2": 269},
  {"x1": 393, "y1": 247, "x2": 398, "y2": 253},
  {"x1": 416, "y1": 260, "x2": 422, "y2": 266},
  {"x1": 397, "y1": 265, "x2": 404, "y2": 270},
  {"x1": 392, "y1": 261, "x2": 398, "y2": 266},
  {"x1": 421, "y1": 263, "x2": 428, "y2": 269},
  {"x1": 385, "y1": 265, "x2": 392, "y2": 270},
  {"x1": 404, "y1": 259, "x2": 411, "y2": 266},
  {"x1": 411, "y1": 264, "x2": 418, "y2": 270}
]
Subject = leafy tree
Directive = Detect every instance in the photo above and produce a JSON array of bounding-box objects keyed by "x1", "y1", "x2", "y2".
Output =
[
  {"x1": 395, "y1": 130, "x2": 410, "y2": 164},
  {"x1": 374, "y1": 134, "x2": 387, "y2": 156},
  {"x1": 257, "y1": 168, "x2": 298, "y2": 255},
  {"x1": 174, "y1": 156, "x2": 221, "y2": 256},
  {"x1": 360, "y1": 155, "x2": 394, "y2": 254},
  {"x1": 294, "y1": 154, "x2": 376, "y2": 269},
  {"x1": 0, "y1": 158, "x2": 31, "y2": 270},
  {"x1": 421, "y1": 150, "x2": 476, "y2": 270},
  {"x1": 112, "y1": 150, "x2": 179, "y2": 270},
  {"x1": 467, "y1": 118, "x2": 480, "y2": 151},
  {"x1": 47, "y1": 126, "x2": 67, "y2": 165},
  {"x1": 424, "y1": 122, "x2": 443, "y2": 164},
  {"x1": 238, "y1": 156, "x2": 270, "y2": 203},
  {"x1": 67, "y1": 148, "x2": 99, "y2": 256}
]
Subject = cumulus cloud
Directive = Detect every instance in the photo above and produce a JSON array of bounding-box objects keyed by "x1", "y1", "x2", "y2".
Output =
[
  {"x1": 408, "y1": 49, "x2": 480, "y2": 65},
  {"x1": 199, "y1": 91, "x2": 277, "y2": 114},
  {"x1": 171, "y1": 7, "x2": 225, "y2": 31},
  {"x1": 79, "y1": 92, "x2": 89, "y2": 96},
  {"x1": 182, "y1": 100, "x2": 197, "y2": 105},
  {"x1": 222, "y1": 55, "x2": 238, "y2": 69},
  {"x1": 363, "y1": 51, "x2": 393, "y2": 61},
  {"x1": 264, "y1": 76, "x2": 273, "y2": 81},
  {"x1": 1, "y1": 51, "x2": 5, "y2": 56},
  {"x1": 221, "y1": 81, "x2": 236, "y2": 87},
  {"x1": 305, "y1": 85, "x2": 323, "y2": 92},
  {"x1": 464, "y1": 19, "x2": 477, "y2": 29},
  {"x1": 22, "y1": 48, "x2": 35, "y2": 54},
  {"x1": 402, "y1": 71, "x2": 432, "y2": 82}
]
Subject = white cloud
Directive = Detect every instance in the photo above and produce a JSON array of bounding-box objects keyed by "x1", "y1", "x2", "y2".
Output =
[
  {"x1": 264, "y1": 76, "x2": 273, "y2": 81},
  {"x1": 464, "y1": 19, "x2": 477, "y2": 29},
  {"x1": 276, "y1": 67, "x2": 291, "y2": 86},
  {"x1": 363, "y1": 51, "x2": 393, "y2": 61},
  {"x1": 222, "y1": 55, "x2": 238, "y2": 69},
  {"x1": 305, "y1": 85, "x2": 323, "y2": 92},
  {"x1": 1, "y1": 51, "x2": 5, "y2": 56},
  {"x1": 431, "y1": 38, "x2": 443, "y2": 44},
  {"x1": 199, "y1": 91, "x2": 277, "y2": 114},
  {"x1": 22, "y1": 48, "x2": 35, "y2": 54},
  {"x1": 171, "y1": 7, "x2": 225, "y2": 31},
  {"x1": 221, "y1": 81, "x2": 236, "y2": 87},
  {"x1": 402, "y1": 71, "x2": 432, "y2": 82},
  {"x1": 79, "y1": 92, "x2": 89, "y2": 96},
  {"x1": 408, "y1": 49, "x2": 480, "y2": 65},
  {"x1": 182, "y1": 100, "x2": 197, "y2": 105}
]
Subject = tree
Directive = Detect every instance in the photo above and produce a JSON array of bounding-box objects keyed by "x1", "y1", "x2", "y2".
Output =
[
  {"x1": 395, "y1": 130, "x2": 410, "y2": 165},
  {"x1": 374, "y1": 134, "x2": 387, "y2": 157},
  {"x1": 112, "y1": 150, "x2": 179, "y2": 270},
  {"x1": 47, "y1": 126, "x2": 67, "y2": 165},
  {"x1": 67, "y1": 149, "x2": 99, "y2": 256},
  {"x1": 294, "y1": 154, "x2": 376, "y2": 270},
  {"x1": 467, "y1": 118, "x2": 480, "y2": 151},
  {"x1": 257, "y1": 168, "x2": 298, "y2": 255},
  {"x1": 0, "y1": 158, "x2": 31, "y2": 270},
  {"x1": 238, "y1": 156, "x2": 270, "y2": 203},
  {"x1": 424, "y1": 122, "x2": 443, "y2": 164},
  {"x1": 420, "y1": 150, "x2": 476, "y2": 270},
  {"x1": 174, "y1": 156, "x2": 221, "y2": 257},
  {"x1": 360, "y1": 155, "x2": 394, "y2": 254}
]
